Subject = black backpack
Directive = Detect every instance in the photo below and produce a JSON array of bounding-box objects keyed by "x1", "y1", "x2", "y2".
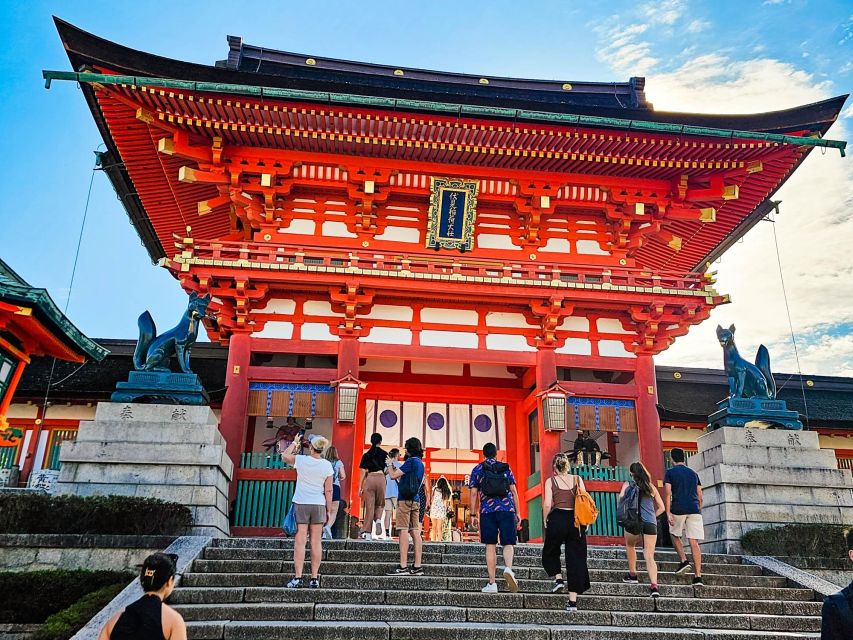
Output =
[
  {"x1": 480, "y1": 461, "x2": 510, "y2": 498},
  {"x1": 616, "y1": 482, "x2": 643, "y2": 535},
  {"x1": 398, "y1": 462, "x2": 422, "y2": 500}
]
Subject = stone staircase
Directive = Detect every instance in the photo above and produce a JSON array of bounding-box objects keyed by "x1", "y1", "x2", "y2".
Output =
[{"x1": 174, "y1": 538, "x2": 823, "y2": 639}]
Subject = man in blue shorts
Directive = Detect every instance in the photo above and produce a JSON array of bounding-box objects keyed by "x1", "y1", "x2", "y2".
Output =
[{"x1": 469, "y1": 442, "x2": 521, "y2": 593}]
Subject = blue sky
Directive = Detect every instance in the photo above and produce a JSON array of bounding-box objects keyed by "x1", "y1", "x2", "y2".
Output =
[{"x1": 1, "y1": 1, "x2": 851, "y2": 373}]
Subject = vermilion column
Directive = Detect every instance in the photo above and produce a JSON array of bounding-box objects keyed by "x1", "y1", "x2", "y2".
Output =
[
  {"x1": 221, "y1": 332, "x2": 251, "y2": 500},
  {"x1": 334, "y1": 336, "x2": 360, "y2": 517},
  {"x1": 635, "y1": 353, "x2": 665, "y2": 485},
  {"x1": 536, "y1": 347, "x2": 561, "y2": 479}
]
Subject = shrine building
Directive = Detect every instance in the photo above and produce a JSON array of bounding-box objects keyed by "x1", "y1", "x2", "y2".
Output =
[{"x1": 39, "y1": 19, "x2": 847, "y2": 539}]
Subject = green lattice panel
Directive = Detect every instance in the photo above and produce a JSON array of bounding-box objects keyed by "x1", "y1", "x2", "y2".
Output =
[{"x1": 234, "y1": 479, "x2": 296, "y2": 528}]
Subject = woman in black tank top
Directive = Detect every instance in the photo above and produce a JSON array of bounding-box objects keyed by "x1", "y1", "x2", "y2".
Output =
[{"x1": 98, "y1": 552, "x2": 187, "y2": 640}]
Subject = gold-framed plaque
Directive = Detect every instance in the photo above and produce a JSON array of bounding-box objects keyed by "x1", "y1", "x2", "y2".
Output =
[{"x1": 425, "y1": 177, "x2": 479, "y2": 252}]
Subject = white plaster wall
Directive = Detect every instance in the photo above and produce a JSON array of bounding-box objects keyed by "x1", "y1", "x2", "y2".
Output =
[
  {"x1": 44, "y1": 405, "x2": 95, "y2": 420},
  {"x1": 485, "y1": 334, "x2": 536, "y2": 352},
  {"x1": 576, "y1": 239, "x2": 608, "y2": 255},
  {"x1": 303, "y1": 301, "x2": 344, "y2": 317},
  {"x1": 560, "y1": 316, "x2": 590, "y2": 332},
  {"x1": 254, "y1": 299, "x2": 297, "y2": 314},
  {"x1": 278, "y1": 219, "x2": 316, "y2": 235},
  {"x1": 469, "y1": 364, "x2": 517, "y2": 379},
  {"x1": 597, "y1": 318, "x2": 630, "y2": 334},
  {"x1": 661, "y1": 428, "x2": 703, "y2": 444},
  {"x1": 421, "y1": 308, "x2": 479, "y2": 326},
  {"x1": 598, "y1": 340, "x2": 634, "y2": 357},
  {"x1": 253, "y1": 321, "x2": 294, "y2": 339},
  {"x1": 360, "y1": 359, "x2": 405, "y2": 373},
  {"x1": 7, "y1": 404, "x2": 37, "y2": 419},
  {"x1": 485, "y1": 312, "x2": 535, "y2": 328},
  {"x1": 819, "y1": 435, "x2": 853, "y2": 450},
  {"x1": 375, "y1": 226, "x2": 421, "y2": 243},
  {"x1": 410, "y1": 361, "x2": 464, "y2": 376},
  {"x1": 363, "y1": 305, "x2": 413, "y2": 321},
  {"x1": 322, "y1": 221, "x2": 357, "y2": 238},
  {"x1": 420, "y1": 330, "x2": 478, "y2": 349},
  {"x1": 301, "y1": 323, "x2": 339, "y2": 341},
  {"x1": 477, "y1": 234, "x2": 521, "y2": 250},
  {"x1": 556, "y1": 338, "x2": 593, "y2": 355},
  {"x1": 615, "y1": 432, "x2": 640, "y2": 468},
  {"x1": 361, "y1": 327, "x2": 412, "y2": 345},
  {"x1": 542, "y1": 238, "x2": 572, "y2": 253}
]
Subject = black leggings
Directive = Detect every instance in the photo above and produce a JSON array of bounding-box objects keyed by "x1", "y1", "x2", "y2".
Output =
[{"x1": 541, "y1": 509, "x2": 590, "y2": 594}]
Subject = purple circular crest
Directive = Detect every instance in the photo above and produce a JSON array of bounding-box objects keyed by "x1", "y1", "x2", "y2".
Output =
[
  {"x1": 427, "y1": 412, "x2": 445, "y2": 430},
  {"x1": 474, "y1": 414, "x2": 492, "y2": 433},
  {"x1": 379, "y1": 410, "x2": 398, "y2": 428}
]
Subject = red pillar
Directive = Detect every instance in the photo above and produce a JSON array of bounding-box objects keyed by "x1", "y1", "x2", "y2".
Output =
[
  {"x1": 635, "y1": 353, "x2": 664, "y2": 485},
  {"x1": 18, "y1": 402, "x2": 44, "y2": 484},
  {"x1": 334, "y1": 336, "x2": 360, "y2": 525},
  {"x1": 221, "y1": 332, "x2": 251, "y2": 500},
  {"x1": 536, "y1": 347, "x2": 561, "y2": 479}
]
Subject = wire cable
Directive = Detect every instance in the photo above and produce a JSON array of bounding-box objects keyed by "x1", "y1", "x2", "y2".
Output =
[
  {"x1": 41, "y1": 162, "x2": 98, "y2": 416},
  {"x1": 768, "y1": 206, "x2": 810, "y2": 428}
]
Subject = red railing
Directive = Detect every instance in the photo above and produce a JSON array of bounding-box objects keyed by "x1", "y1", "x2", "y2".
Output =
[{"x1": 176, "y1": 239, "x2": 714, "y2": 294}]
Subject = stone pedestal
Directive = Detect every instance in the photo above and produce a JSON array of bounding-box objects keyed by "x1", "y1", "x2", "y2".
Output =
[
  {"x1": 689, "y1": 427, "x2": 853, "y2": 553},
  {"x1": 56, "y1": 403, "x2": 232, "y2": 537}
]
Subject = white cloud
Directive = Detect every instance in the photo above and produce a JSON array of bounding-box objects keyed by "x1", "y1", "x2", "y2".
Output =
[
  {"x1": 641, "y1": 0, "x2": 686, "y2": 25},
  {"x1": 594, "y1": 14, "x2": 853, "y2": 377},
  {"x1": 686, "y1": 19, "x2": 710, "y2": 33}
]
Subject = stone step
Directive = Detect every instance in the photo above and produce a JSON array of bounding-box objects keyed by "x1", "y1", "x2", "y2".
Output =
[
  {"x1": 173, "y1": 603, "x2": 820, "y2": 632},
  {"x1": 168, "y1": 587, "x2": 822, "y2": 616},
  {"x1": 180, "y1": 572, "x2": 805, "y2": 599},
  {"x1": 208, "y1": 539, "x2": 742, "y2": 564},
  {"x1": 189, "y1": 560, "x2": 785, "y2": 587},
  {"x1": 203, "y1": 548, "x2": 760, "y2": 575},
  {"x1": 185, "y1": 620, "x2": 820, "y2": 640}
]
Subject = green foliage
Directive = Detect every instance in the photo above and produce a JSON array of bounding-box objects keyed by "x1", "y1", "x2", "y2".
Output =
[
  {"x1": 32, "y1": 583, "x2": 126, "y2": 640},
  {"x1": 0, "y1": 570, "x2": 131, "y2": 624},
  {"x1": 741, "y1": 523, "x2": 851, "y2": 558},
  {"x1": 0, "y1": 493, "x2": 192, "y2": 535}
]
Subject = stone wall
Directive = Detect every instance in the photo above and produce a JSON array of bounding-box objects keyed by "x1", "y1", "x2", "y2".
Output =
[{"x1": 0, "y1": 534, "x2": 174, "y2": 572}]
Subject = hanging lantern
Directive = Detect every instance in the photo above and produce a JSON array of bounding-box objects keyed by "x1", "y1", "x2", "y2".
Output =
[
  {"x1": 330, "y1": 372, "x2": 366, "y2": 423},
  {"x1": 537, "y1": 382, "x2": 572, "y2": 432}
]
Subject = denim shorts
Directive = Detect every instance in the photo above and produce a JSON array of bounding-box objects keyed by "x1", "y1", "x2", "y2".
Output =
[{"x1": 480, "y1": 511, "x2": 517, "y2": 546}]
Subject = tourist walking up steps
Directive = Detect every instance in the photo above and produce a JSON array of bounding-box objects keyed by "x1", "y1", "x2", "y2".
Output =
[
  {"x1": 821, "y1": 529, "x2": 853, "y2": 639},
  {"x1": 619, "y1": 462, "x2": 666, "y2": 597},
  {"x1": 541, "y1": 453, "x2": 591, "y2": 612},
  {"x1": 282, "y1": 434, "x2": 333, "y2": 588},
  {"x1": 99, "y1": 552, "x2": 186, "y2": 640},
  {"x1": 429, "y1": 476, "x2": 453, "y2": 541},
  {"x1": 386, "y1": 437, "x2": 426, "y2": 576},
  {"x1": 359, "y1": 433, "x2": 388, "y2": 539},
  {"x1": 322, "y1": 445, "x2": 346, "y2": 540},
  {"x1": 664, "y1": 447, "x2": 704, "y2": 585},
  {"x1": 469, "y1": 442, "x2": 521, "y2": 593},
  {"x1": 384, "y1": 448, "x2": 401, "y2": 537}
]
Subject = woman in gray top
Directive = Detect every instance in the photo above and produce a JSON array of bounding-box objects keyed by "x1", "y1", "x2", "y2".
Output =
[{"x1": 618, "y1": 462, "x2": 665, "y2": 597}]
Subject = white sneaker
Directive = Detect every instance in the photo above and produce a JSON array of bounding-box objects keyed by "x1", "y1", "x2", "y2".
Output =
[
  {"x1": 503, "y1": 567, "x2": 519, "y2": 593},
  {"x1": 481, "y1": 582, "x2": 498, "y2": 593}
]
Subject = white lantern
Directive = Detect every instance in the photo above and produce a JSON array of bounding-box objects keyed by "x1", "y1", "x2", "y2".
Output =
[
  {"x1": 539, "y1": 383, "x2": 571, "y2": 432},
  {"x1": 331, "y1": 373, "x2": 365, "y2": 423}
]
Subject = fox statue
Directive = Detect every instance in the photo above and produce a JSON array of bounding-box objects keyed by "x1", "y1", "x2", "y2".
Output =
[
  {"x1": 133, "y1": 292, "x2": 211, "y2": 374},
  {"x1": 716, "y1": 324, "x2": 776, "y2": 400}
]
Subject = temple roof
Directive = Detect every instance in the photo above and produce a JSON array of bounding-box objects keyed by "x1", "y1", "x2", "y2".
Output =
[
  {"x1": 51, "y1": 18, "x2": 848, "y2": 273},
  {"x1": 0, "y1": 258, "x2": 107, "y2": 362},
  {"x1": 656, "y1": 365, "x2": 853, "y2": 429}
]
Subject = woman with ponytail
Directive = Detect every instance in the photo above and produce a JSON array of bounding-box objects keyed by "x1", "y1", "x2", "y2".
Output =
[
  {"x1": 98, "y1": 552, "x2": 186, "y2": 640},
  {"x1": 619, "y1": 461, "x2": 666, "y2": 597},
  {"x1": 541, "y1": 453, "x2": 590, "y2": 611},
  {"x1": 358, "y1": 432, "x2": 388, "y2": 539}
]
